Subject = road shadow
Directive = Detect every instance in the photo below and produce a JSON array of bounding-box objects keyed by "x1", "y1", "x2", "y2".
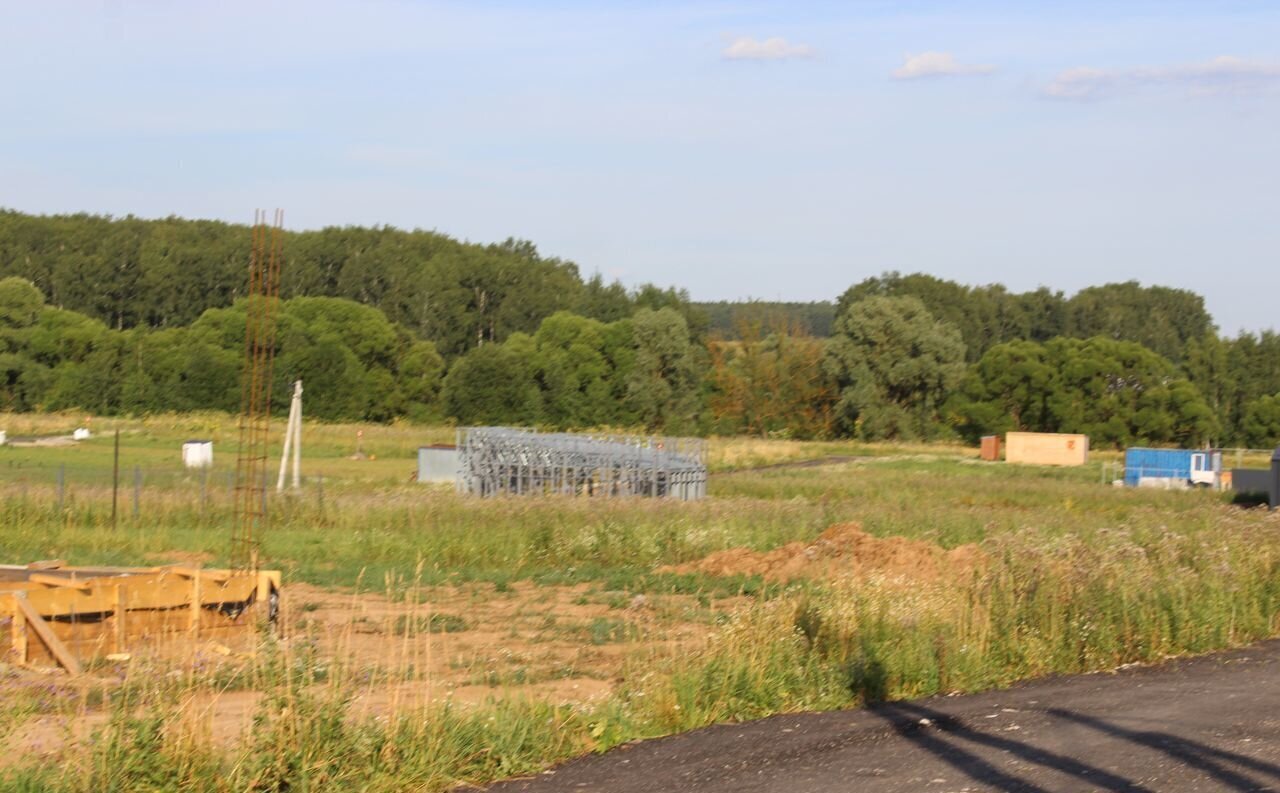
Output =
[
  {"x1": 868, "y1": 700, "x2": 1156, "y2": 792},
  {"x1": 1046, "y1": 708, "x2": 1280, "y2": 792}
]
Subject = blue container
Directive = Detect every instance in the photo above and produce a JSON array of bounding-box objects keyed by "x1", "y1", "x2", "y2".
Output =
[{"x1": 1123, "y1": 448, "x2": 1218, "y2": 487}]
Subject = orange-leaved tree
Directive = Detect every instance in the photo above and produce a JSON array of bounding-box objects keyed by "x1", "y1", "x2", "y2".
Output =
[{"x1": 709, "y1": 313, "x2": 835, "y2": 439}]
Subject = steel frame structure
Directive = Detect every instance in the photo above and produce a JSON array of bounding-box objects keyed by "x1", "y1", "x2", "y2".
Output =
[
  {"x1": 231, "y1": 209, "x2": 284, "y2": 571},
  {"x1": 456, "y1": 427, "x2": 707, "y2": 501}
]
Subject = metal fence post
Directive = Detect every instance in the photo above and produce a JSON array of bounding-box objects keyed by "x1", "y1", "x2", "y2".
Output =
[{"x1": 111, "y1": 429, "x2": 120, "y2": 531}]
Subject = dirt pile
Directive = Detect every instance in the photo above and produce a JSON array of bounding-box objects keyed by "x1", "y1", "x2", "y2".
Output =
[{"x1": 662, "y1": 523, "x2": 984, "y2": 583}]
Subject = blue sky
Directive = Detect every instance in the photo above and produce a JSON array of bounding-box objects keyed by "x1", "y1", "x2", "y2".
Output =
[{"x1": 2, "y1": 1, "x2": 1278, "y2": 333}]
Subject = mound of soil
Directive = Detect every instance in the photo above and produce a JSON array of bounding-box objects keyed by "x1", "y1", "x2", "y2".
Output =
[{"x1": 661, "y1": 523, "x2": 984, "y2": 584}]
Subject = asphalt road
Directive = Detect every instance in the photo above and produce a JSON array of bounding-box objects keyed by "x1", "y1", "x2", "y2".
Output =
[{"x1": 483, "y1": 640, "x2": 1280, "y2": 792}]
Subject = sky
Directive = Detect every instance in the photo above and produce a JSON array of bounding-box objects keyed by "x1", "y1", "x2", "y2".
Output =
[{"x1": 1, "y1": 1, "x2": 1277, "y2": 333}]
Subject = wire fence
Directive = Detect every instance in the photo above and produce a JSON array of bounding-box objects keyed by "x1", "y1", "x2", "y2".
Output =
[{"x1": 0, "y1": 462, "x2": 332, "y2": 528}]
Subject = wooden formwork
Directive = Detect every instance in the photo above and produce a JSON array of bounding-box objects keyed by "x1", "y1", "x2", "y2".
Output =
[{"x1": 0, "y1": 561, "x2": 281, "y2": 674}]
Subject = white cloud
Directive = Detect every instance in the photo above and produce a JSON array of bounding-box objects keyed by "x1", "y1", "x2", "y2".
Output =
[
  {"x1": 1045, "y1": 56, "x2": 1280, "y2": 99},
  {"x1": 722, "y1": 36, "x2": 815, "y2": 61},
  {"x1": 892, "y1": 52, "x2": 995, "y2": 80}
]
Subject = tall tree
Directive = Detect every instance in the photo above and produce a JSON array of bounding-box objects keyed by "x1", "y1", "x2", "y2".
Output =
[
  {"x1": 946, "y1": 340, "x2": 1055, "y2": 440},
  {"x1": 1241, "y1": 394, "x2": 1280, "y2": 448},
  {"x1": 531, "y1": 311, "x2": 618, "y2": 428},
  {"x1": 1065, "y1": 281, "x2": 1212, "y2": 363},
  {"x1": 837, "y1": 272, "x2": 1068, "y2": 362},
  {"x1": 709, "y1": 315, "x2": 835, "y2": 439},
  {"x1": 625, "y1": 308, "x2": 703, "y2": 432},
  {"x1": 953, "y1": 336, "x2": 1217, "y2": 447},
  {"x1": 824, "y1": 296, "x2": 966, "y2": 440},
  {"x1": 441, "y1": 341, "x2": 543, "y2": 426}
]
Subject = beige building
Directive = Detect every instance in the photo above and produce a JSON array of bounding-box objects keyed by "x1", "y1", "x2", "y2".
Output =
[{"x1": 1004, "y1": 432, "x2": 1089, "y2": 466}]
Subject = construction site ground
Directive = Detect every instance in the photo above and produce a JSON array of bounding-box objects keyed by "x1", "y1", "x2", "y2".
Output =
[
  {"x1": 0, "y1": 578, "x2": 740, "y2": 763},
  {"x1": 0, "y1": 521, "x2": 992, "y2": 765}
]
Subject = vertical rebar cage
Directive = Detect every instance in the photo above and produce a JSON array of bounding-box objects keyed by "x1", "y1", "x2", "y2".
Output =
[
  {"x1": 231, "y1": 209, "x2": 284, "y2": 571},
  {"x1": 456, "y1": 427, "x2": 708, "y2": 500}
]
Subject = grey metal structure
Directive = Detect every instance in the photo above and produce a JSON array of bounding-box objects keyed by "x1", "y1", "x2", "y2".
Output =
[{"x1": 456, "y1": 427, "x2": 707, "y2": 500}]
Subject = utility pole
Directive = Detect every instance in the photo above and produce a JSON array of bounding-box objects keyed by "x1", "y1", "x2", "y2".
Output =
[{"x1": 276, "y1": 380, "x2": 302, "y2": 492}]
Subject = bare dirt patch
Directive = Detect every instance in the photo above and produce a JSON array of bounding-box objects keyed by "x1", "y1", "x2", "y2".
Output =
[
  {"x1": 2, "y1": 579, "x2": 726, "y2": 763},
  {"x1": 283, "y1": 580, "x2": 717, "y2": 694},
  {"x1": 7, "y1": 434, "x2": 79, "y2": 448},
  {"x1": 661, "y1": 522, "x2": 984, "y2": 583}
]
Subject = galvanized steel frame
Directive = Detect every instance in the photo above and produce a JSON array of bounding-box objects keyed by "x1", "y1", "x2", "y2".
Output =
[{"x1": 456, "y1": 427, "x2": 707, "y2": 500}]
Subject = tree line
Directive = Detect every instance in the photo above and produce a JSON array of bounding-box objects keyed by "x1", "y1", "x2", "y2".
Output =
[
  {"x1": 1, "y1": 209, "x2": 1278, "y2": 448},
  {"x1": 0, "y1": 210, "x2": 703, "y2": 358},
  {"x1": 0, "y1": 273, "x2": 708, "y2": 432},
  {"x1": 714, "y1": 282, "x2": 1278, "y2": 447}
]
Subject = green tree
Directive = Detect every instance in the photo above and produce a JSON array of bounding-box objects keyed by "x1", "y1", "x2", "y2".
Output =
[
  {"x1": 280, "y1": 336, "x2": 370, "y2": 421},
  {"x1": 1065, "y1": 281, "x2": 1212, "y2": 363},
  {"x1": 837, "y1": 273, "x2": 1067, "y2": 362},
  {"x1": 531, "y1": 312, "x2": 616, "y2": 428},
  {"x1": 1241, "y1": 394, "x2": 1280, "y2": 448},
  {"x1": 824, "y1": 296, "x2": 966, "y2": 440},
  {"x1": 631, "y1": 284, "x2": 709, "y2": 341},
  {"x1": 441, "y1": 342, "x2": 542, "y2": 425},
  {"x1": 0, "y1": 276, "x2": 44, "y2": 329},
  {"x1": 577, "y1": 273, "x2": 633, "y2": 323},
  {"x1": 0, "y1": 278, "x2": 52, "y2": 409},
  {"x1": 1221, "y1": 331, "x2": 1280, "y2": 443},
  {"x1": 946, "y1": 340, "x2": 1055, "y2": 442},
  {"x1": 954, "y1": 336, "x2": 1217, "y2": 447},
  {"x1": 394, "y1": 340, "x2": 446, "y2": 420},
  {"x1": 626, "y1": 308, "x2": 702, "y2": 432}
]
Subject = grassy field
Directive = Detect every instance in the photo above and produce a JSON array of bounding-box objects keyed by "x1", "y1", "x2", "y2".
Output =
[{"x1": 1, "y1": 412, "x2": 1278, "y2": 791}]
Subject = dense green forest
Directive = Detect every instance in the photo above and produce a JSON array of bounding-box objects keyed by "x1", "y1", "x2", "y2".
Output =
[
  {"x1": 0, "y1": 210, "x2": 703, "y2": 358},
  {"x1": 1, "y1": 209, "x2": 1278, "y2": 447},
  {"x1": 696, "y1": 301, "x2": 837, "y2": 338}
]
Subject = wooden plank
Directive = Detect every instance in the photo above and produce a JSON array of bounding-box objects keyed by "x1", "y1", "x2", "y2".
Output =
[
  {"x1": 190, "y1": 572, "x2": 201, "y2": 636},
  {"x1": 20, "y1": 586, "x2": 121, "y2": 617},
  {"x1": 260, "y1": 570, "x2": 283, "y2": 602},
  {"x1": 34, "y1": 564, "x2": 160, "y2": 575},
  {"x1": 168, "y1": 566, "x2": 231, "y2": 582},
  {"x1": 8, "y1": 595, "x2": 27, "y2": 664},
  {"x1": 2, "y1": 568, "x2": 276, "y2": 618},
  {"x1": 28, "y1": 574, "x2": 91, "y2": 590},
  {"x1": 25, "y1": 559, "x2": 66, "y2": 570},
  {"x1": 13, "y1": 594, "x2": 83, "y2": 675},
  {"x1": 112, "y1": 583, "x2": 126, "y2": 654}
]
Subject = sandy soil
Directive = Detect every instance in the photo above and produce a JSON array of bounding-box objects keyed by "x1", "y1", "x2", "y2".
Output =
[
  {"x1": 3, "y1": 523, "x2": 981, "y2": 763},
  {"x1": 1, "y1": 579, "x2": 728, "y2": 762},
  {"x1": 660, "y1": 522, "x2": 984, "y2": 583}
]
